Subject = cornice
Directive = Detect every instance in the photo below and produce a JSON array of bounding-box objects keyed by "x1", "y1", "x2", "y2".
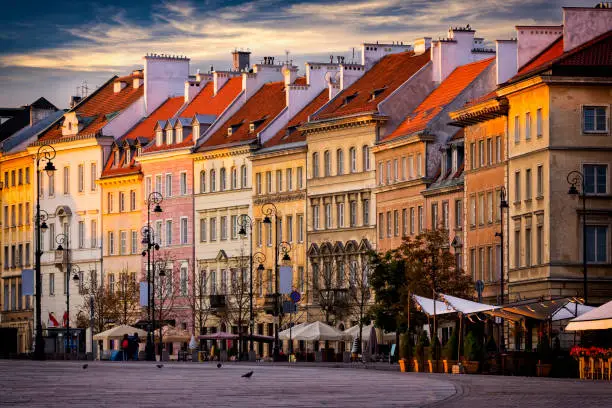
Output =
[
  {"x1": 300, "y1": 113, "x2": 387, "y2": 135},
  {"x1": 136, "y1": 148, "x2": 192, "y2": 162},
  {"x1": 253, "y1": 191, "x2": 306, "y2": 205},
  {"x1": 97, "y1": 173, "x2": 142, "y2": 186},
  {"x1": 194, "y1": 145, "x2": 254, "y2": 161},
  {"x1": 373, "y1": 133, "x2": 435, "y2": 152}
]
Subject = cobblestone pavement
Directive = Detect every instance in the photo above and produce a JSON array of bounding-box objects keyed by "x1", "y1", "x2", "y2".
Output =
[{"x1": 1, "y1": 361, "x2": 611, "y2": 407}]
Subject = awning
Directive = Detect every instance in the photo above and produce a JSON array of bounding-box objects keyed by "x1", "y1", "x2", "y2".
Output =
[
  {"x1": 279, "y1": 322, "x2": 308, "y2": 340},
  {"x1": 290, "y1": 321, "x2": 353, "y2": 342},
  {"x1": 566, "y1": 300, "x2": 612, "y2": 331},
  {"x1": 157, "y1": 325, "x2": 191, "y2": 343},
  {"x1": 439, "y1": 293, "x2": 499, "y2": 314},
  {"x1": 551, "y1": 303, "x2": 595, "y2": 322},
  {"x1": 494, "y1": 298, "x2": 589, "y2": 321},
  {"x1": 412, "y1": 294, "x2": 456, "y2": 316},
  {"x1": 93, "y1": 324, "x2": 147, "y2": 341}
]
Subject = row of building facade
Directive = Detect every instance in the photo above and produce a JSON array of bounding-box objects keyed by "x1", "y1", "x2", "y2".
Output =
[{"x1": 0, "y1": 6, "x2": 610, "y2": 355}]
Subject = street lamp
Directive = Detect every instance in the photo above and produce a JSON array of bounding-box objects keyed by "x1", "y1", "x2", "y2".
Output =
[
  {"x1": 34, "y1": 144, "x2": 56, "y2": 360},
  {"x1": 142, "y1": 191, "x2": 163, "y2": 361},
  {"x1": 238, "y1": 214, "x2": 254, "y2": 357},
  {"x1": 567, "y1": 170, "x2": 588, "y2": 304},
  {"x1": 494, "y1": 185, "x2": 509, "y2": 351}
]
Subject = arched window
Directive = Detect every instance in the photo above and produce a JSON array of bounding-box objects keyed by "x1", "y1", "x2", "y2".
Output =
[
  {"x1": 324, "y1": 150, "x2": 331, "y2": 176},
  {"x1": 240, "y1": 165, "x2": 247, "y2": 188},
  {"x1": 200, "y1": 170, "x2": 206, "y2": 193},
  {"x1": 312, "y1": 152, "x2": 320, "y2": 178},
  {"x1": 220, "y1": 167, "x2": 226, "y2": 191},
  {"x1": 349, "y1": 147, "x2": 356, "y2": 173},
  {"x1": 210, "y1": 169, "x2": 216, "y2": 192},
  {"x1": 362, "y1": 145, "x2": 370, "y2": 171},
  {"x1": 336, "y1": 149, "x2": 344, "y2": 175},
  {"x1": 233, "y1": 168, "x2": 239, "y2": 189}
]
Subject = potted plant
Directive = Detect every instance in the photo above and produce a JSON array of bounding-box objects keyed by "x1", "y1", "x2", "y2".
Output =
[
  {"x1": 536, "y1": 333, "x2": 553, "y2": 377},
  {"x1": 428, "y1": 335, "x2": 442, "y2": 373},
  {"x1": 399, "y1": 333, "x2": 412, "y2": 372},
  {"x1": 442, "y1": 331, "x2": 458, "y2": 373},
  {"x1": 413, "y1": 331, "x2": 429, "y2": 373},
  {"x1": 462, "y1": 331, "x2": 482, "y2": 374}
]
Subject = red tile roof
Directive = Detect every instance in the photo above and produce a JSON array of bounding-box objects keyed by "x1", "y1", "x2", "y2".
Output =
[
  {"x1": 462, "y1": 90, "x2": 498, "y2": 109},
  {"x1": 180, "y1": 77, "x2": 242, "y2": 118},
  {"x1": 517, "y1": 36, "x2": 563, "y2": 75},
  {"x1": 314, "y1": 51, "x2": 430, "y2": 120},
  {"x1": 101, "y1": 97, "x2": 184, "y2": 178},
  {"x1": 144, "y1": 132, "x2": 194, "y2": 153},
  {"x1": 384, "y1": 57, "x2": 494, "y2": 141},
  {"x1": 39, "y1": 74, "x2": 144, "y2": 142},
  {"x1": 197, "y1": 81, "x2": 287, "y2": 150},
  {"x1": 294, "y1": 76, "x2": 307, "y2": 86},
  {"x1": 265, "y1": 89, "x2": 328, "y2": 147}
]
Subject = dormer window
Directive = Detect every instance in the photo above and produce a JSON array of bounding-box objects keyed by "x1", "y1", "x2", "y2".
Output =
[
  {"x1": 193, "y1": 124, "x2": 200, "y2": 139},
  {"x1": 114, "y1": 150, "x2": 120, "y2": 167},
  {"x1": 452, "y1": 148, "x2": 458, "y2": 173},
  {"x1": 176, "y1": 128, "x2": 183, "y2": 143},
  {"x1": 156, "y1": 130, "x2": 163, "y2": 146},
  {"x1": 441, "y1": 151, "x2": 447, "y2": 175},
  {"x1": 342, "y1": 92, "x2": 358, "y2": 107},
  {"x1": 370, "y1": 87, "x2": 386, "y2": 101},
  {"x1": 166, "y1": 129, "x2": 173, "y2": 145},
  {"x1": 249, "y1": 118, "x2": 266, "y2": 134},
  {"x1": 227, "y1": 127, "x2": 233, "y2": 137},
  {"x1": 249, "y1": 123, "x2": 256, "y2": 133},
  {"x1": 125, "y1": 149, "x2": 131, "y2": 166},
  {"x1": 137, "y1": 146, "x2": 142, "y2": 156}
]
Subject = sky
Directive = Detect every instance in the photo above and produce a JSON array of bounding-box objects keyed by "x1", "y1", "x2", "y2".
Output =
[{"x1": 0, "y1": 0, "x2": 590, "y2": 109}]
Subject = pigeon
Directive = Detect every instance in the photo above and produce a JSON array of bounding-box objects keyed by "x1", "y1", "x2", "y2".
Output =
[
  {"x1": 156, "y1": 364, "x2": 164, "y2": 369},
  {"x1": 217, "y1": 363, "x2": 222, "y2": 368},
  {"x1": 82, "y1": 364, "x2": 88, "y2": 369},
  {"x1": 241, "y1": 371, "x2": 254, "y2": 378}
]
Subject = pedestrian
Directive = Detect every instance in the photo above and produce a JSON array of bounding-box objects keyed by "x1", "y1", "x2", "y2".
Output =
[
  {"x1": 132, "y1": 332, "x2": 140, "y2": 361},
  {"x1": 121, "y1": 334, "x2": 129, "y2": 362}
]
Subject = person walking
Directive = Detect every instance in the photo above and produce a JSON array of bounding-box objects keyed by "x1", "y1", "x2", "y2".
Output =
[
  {"x1": 121, "y1": 334, "x2": 130, "y2": 362},
  {"x1": 131, "y1": 332, "x2": 140, "y2": 361}
]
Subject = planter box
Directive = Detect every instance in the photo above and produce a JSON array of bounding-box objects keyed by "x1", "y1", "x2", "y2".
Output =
[
  {"x1": 413, "y1": 359, "x2": 421, "y2": 372},
  {"x1": 443, "y1": 360, "x2": 457, "y2": 373},
  {"x1": 428, "y1": 360, "x2": 444, "y2": 373},
  {"x1": 462, "y1": 360, "x2": 480, "y2": 374},
  {"x1": 399, "y1": 359, "x2": 408, "y2": 372},
  {"x1": 537, "y1": 363, "x2": 553, "y2": 377}
]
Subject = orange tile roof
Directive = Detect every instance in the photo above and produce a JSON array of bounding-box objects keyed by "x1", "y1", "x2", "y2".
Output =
[
  {"x1": 517, "y1": 36, "x2": 563, "y2": 75},
  {"x1": 101, "y1": 97, "x2": 184, "y2": 178},
  {"x1": 39, "y1": 74, "x2": 144, "y2": 142},
  {"x1": 294, "y1": 76, "x2": 307, "y2": 86},
  {"x1": 144, "y1": 132, "x2": 194, "y2": 153},
  {"x1": 265, "y1": 89, "x2": 328, "y2": 147},
  {"x1": 180, "y1": 77, "x2": 242, "y2": 118},
  {"x1": 314, "y1": 51, "x2": 430, "y2": 120},
  {"x1": 463, "y1": 90, "x2": 497, "y2": 109},
  {"x1": 197, "y1": 81, "x2": 287, "y2": 150},
  {"x1": 384, "y1": 57, "x2": 494, "y2": 142}
]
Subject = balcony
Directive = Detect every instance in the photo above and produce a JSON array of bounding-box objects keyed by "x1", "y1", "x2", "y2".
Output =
[{"x1": 209, "y1": 295, "x2": 226, "y2": 311}]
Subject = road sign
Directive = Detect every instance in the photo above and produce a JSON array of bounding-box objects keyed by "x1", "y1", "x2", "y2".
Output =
[{"x1": 290, "y1": 291, "x2": 301, "y2": 304}]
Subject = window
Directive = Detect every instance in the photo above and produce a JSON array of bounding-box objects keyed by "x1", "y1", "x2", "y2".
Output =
[
  {"x1": 313, "y1": 205, "x2": 320, "y2": 230},
  {"x1": 455, "y1": 199, "x2": 462, "y2": 229},
  {"x1": 145, "y1": 176, "x2": 152, "y2": 198},
  {"x1": 514, "y1": 171, "x2": 521, "y2": 202},
  {"x1": 525, "y1": 226, "x2": 532, "y2": 266},
  {"x1": 386, "y1": 161, "x2": 391, "y2": 184},
  {"x1": 393, "y1": 210, "x2": 399, "y2": 236},
  {"x1": 3, "y1": 205, "x2": 6, "y2": 227},
  {"x1": 25, "y1": 243, "x2": 30, "y2": 266},
  {"x1": 287, "y1": 168, "x2": 293, "y2": 191},
  {"x1": 363, "y1": 199, "x2": 370, "y2": 226},
  {"x1": 378, "y1": 213, "x2": 384, "y2": 239},
  {"x1": 584, "y1": 164, "x2": 607, "y2": 194},
  {"x1": 231, "y1": 215, "x2": 238, "y2": 239},
  {"x1": 109, "y1": 274, "x2": 115, "y2": 293},
  {"x1": 324, "y1": 150, "x2": 331, "y2": 176},
  {"x1": 266, "y1": 222, "x2": 272, "y2": 246},
  {"x1": 266, "y1": 171, "x2": 272, "y2": 194},
  {"x1": 431, "y1": 203, "x2": 438, "y2": 229},
  {"x1": 278, "y1": 218, "x2": 283, "y2": 243},
  {"x1": 241, "y1": 165, "x2": 247, "y2": 188},
  {"x1": 349, "y1": 148, "x2": 356, "y2": 172},
  {"x1": 276, "y1": 170, "x2": 282, "y2": 192},
  {"x1": 210, "y1": 218, "x2": 217, "y2": 241},
  {"x1": 181, "y1": 217, "x2": 189, "y2": 245},
  {"x1": 470, "y1": 143, "x2": 476, "y2": 170},
  {"x1": 362, "y1": 145, "x2": 370, "y2": 170},
  {"x1": 180, "y1": 172, "x2": 187, "y2": 195},
  {"x1": 487, "y1": 246, "x2": 494, "y2": 282},
  {"x1": 18, "y1": 203, "x2": 22, "y2": 226},
  {"x1": 536, "y1": 108, "x2": 543, "y2": 137},
  {"x1": 155, "y1": 174, "x2": 162, "y2": 195},
  {"x1": 586, "y1": 226, "x2": 608, "y2": 263},
  {"x1": 18, "y1": 169, "x2": 23, "y2": 185},
  {"x1": 78, "y1": 221, "x2": 85, "y2": 248},
  {"x1": 255, "y1": 173, "x2": 261, "y2": 195},
  {"x1": 220, "y1": 168, "x2": 226, "y2": 191},
  {"x1": 514, "y1": 229, "x2": 521, "y2": 267},
  {"x1": 200, "y1": 219, "x2": 207, "y2": 242},
  {"x1": 478, "y1": 193, "x2": 484, "y2": 225},
  {"x1": 470, "y1": 195, "x2": 476, "y2": 227},
  {"x1": 583, "y1": 106, "x2": 607, "y2": 133},
  {"x1": 442, "y1": 201, "x2": 449, "y2": 230},
  {"x1": 119, "y1": 191, "x2": 125, "y2": 212},
  {"x1": 514, "y1": 115, "x2": 520, "y2": 143},
  {"x1": 393, "y1": 159, "x2": 399, "y2": 181},
  {"x1": 180, "y1": 266, "x2": 188, "y2": 296},
  {"x1": 324, "y1": 203, "x2": 332, "y2": 229},
  {"x1": 200, "y1": 171, "x2": 206, "y2": 193},
  {"x1": 220, "y1": 216, "x2": 227, "y2": 240},
  {"x1": 298, "y1": 266, "x2": 305, "y2": 293},
  {"x1": 10, "y1": 205, "x2": 15, "y2": 227},
  {"x1": 402, "y1": 208, "x2": 407, "y2": 236},
  {"x1": 256, "y1": 221, "x2": 262, "y2": 246},
  {"x1": 25, "y1": 203, "x2": 30, "y2": 225},
  {"x1": 495, "y1": 191, "x2": 501, "y2": 221},
  {"x1": 25, "y1": 168, "x2": 30, "y2": 184},
  {"x1": 49, "y1": 273, "x2": 55, "y2": 296},
  {"x1": 108, "y1": 231, "x2": 115, "y2": 255},
  {"x1": 297, "y1": 167, "x2": 303, "y2": 189},
  {"x1": 130, "y1": 190, "x2": 136, "y2": 211},
  {"x1": 479, "y1": 248, "x2": 484, "y2": 282},
  {"x1": 120, "y1": 231, "x2": 127, "y2": 255},
  {"x1": 537, "y1": 166, "x2": 543, "y2": 197},
  {"x1": 78, "y1": 164, "x2": 84, "y2": 192},
  {"x1": 125, "y1": 149, "x2": 131, "y2": 164},
  {"x1": 155, "y1": 221, "x2": 162, "y2": 246},
  {"x1": 48, "y1": 223, "x2": 55, "y2": 251},
  {"x1": 350, "y1": 201, "x2": 357, "y2": 227},
  {"x1": 479, "y1": 141, "x2": 484, "y2": 167},
  {"x1": 11, "y1": 170, "x2": 15, "y2": 187},
  {"x1": 487, "y1": 192, "x2": 493, "y2": 223},
  {"x1": 210, "y1": 169, "x2": 216, "y2": 192},
  {"x1": 313, "y1": 153, "x2": 319, "y2": 178},
  {"x1": 416, "y1": 154, "x2": 422, "y2": 177},
  {"x1": 470, "y1": 249, "x2": 476, "y2": 281},
  {"x1": 496, "y1": 136, "x2": 501, "y2": 163},
  {"x1": 90, "y1": 220, "x2": 97, "y2": 248},
  {"x1": 230, "y1": 168, "x2": 237, "y2": 190},
  {"x1": 166, "y1": 220, "x2": 173, "y2": 246},
  {"x1": 131, "y1": 230, "x2": 138, "y2": 254},
  {"x1": 297, "y1": 215, "x2": 304, "y2": 242},
  {"x1": 337, "y1": 202, "x2": 344, "y2": 228},
  {"x1": 408, "y1": 156, "x2": 414, "y2": 179},
  {"x1": 525, "y1": 112, "x2": 531, "y2": 140},
  {"x1": 410, "y1": 207, "x2": 415, "y2": 235},
  {"x1": 166, "y1": 128, "x2": 173, "y2": 145},
  {"x1": 337, "y1": 149, "x2": 344, "y2": 175},
  {"x1": 287, "y1": 215, "x2": 293, "y2": 242},
  {"x1": 2, "y1": 247, "x2": 7, "y2": 269},
  {"x1": 107, "y1": 192, "x2": 113, "y2": 213},
  {"x1": 536, "y1": 225, "x2": 543, "y2": 265},
  {"x1": 63, "y1": 166, "x2": 69, "y2": 194},
  {"x1": 378, "y1": 162, "x2": 384, "y2": 185},
  {"x1": 418, "y1": 205, "x2": 423, "y2": 232},
  {"x1": 210, "y1": 270, "x2": 217, "y2": 295}
]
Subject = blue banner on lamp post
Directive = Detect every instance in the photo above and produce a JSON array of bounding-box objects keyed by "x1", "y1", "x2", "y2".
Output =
[
  {"x1": 140, "y1": 282, "x2": 149, "y2": 306},
  {"x1": 279, "y1": 266, "x2": 292, "y2": 294}
]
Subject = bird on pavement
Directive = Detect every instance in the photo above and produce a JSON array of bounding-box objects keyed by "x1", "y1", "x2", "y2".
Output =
[
  {"x1": 241, "y1": 371, "x2": 254, "y2": 378},
  {"x1": 82, "y1": 364, "x2": 88, "y2": 369},
  {"x1": 217, "y1": 363, "x2": 222, "y2": 368},
  {"x1": 156, "y1": 364, "x2": 164, "y2": 369}
]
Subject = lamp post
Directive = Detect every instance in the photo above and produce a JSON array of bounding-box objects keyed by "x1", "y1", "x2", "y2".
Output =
[
  {"x1": 238, "y1": 214, "x2": 254, "y2": 357},
  {"x1": 55, "y1": 232, "x2": 80, "y2": 353},
  {"x1": 34, "y1": 144, "x2": 56, "y2": 360},
  {"x1": 494, "y1": 186, "x2": 509, "y2": 351},
  {"x1": 567, "y1": 171, "x2": 588, "y2": 304},
  {"x1": 252, "y1": 251, "x2": 266, "y2": 355},
  {"x1": 157, "y1": 261, "x2": 166, "y2": 357},
  {"x1": 142, "y1": 192, "x2": 163, "y2": 361}
]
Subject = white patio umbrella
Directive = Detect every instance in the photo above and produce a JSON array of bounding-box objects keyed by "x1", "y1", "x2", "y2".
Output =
[
  {"x1": 566, "y1": 300, "x2": 612, "y2": 331},
  {"x1": 278, "y1": 322, "x2": 309, "y2": 340},
  {"x1": 292, "y1": 321, "x2": 352, "y2": 341},
  {"x1": 344, "y1": 324, "x2": 374, "y2": 341},
  {"x1": 93, "y1": 324, "x2": 147, "y2": 341}
]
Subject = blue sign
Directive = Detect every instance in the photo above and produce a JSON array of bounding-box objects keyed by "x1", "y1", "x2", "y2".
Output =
[
  {"x1": 279, "y1": 266, "x2": 292, "y2": 294},
  {"x1": 290, "y1": 291, "x2": 301, "y2": 304},
  {"x1": 140, "y1": 282, "x2": 149, "y2": 306},
  {"x1": 22, "y1": 269, "x2": 34, "y2": 296}
]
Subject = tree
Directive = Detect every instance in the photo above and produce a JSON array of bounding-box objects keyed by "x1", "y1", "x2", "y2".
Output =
[
  {"x1": 187, "y1": 264, "x2": 213, "y2": 339},
  {"x1": 77, "y1": 273, "x2": 119, "y2": 334},
  {"x1": 222, "y1": 248, "x2": 251, "y2": 358},
  {"x1": 313, "y1": 252, "x2": 350, "y2": 326},
  {"x1": 153, "y1": 251, "x2": 179, "y2": 355},
  {"x1": 346, "y1": 252, "x2": 375, "y2": 354},
  {"x1": 115, "y1": 266, "x2": 140, "y2": 326}
]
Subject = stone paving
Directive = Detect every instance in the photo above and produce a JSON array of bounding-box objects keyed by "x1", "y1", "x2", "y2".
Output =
[{"x1": 0, "y1": 361, "x2": 611, "y2": 407}]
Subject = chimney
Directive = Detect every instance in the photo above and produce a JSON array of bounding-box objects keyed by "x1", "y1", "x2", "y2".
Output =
[
  {"x1": 232, "y1": 49, "x2": 251, "y2": 72},
  {"x1": 361, "y1": 42, "x2": 413, "y2": 69},
  {"x1": 515, "y1": 25, "x2": 563, "y2": 69},
  {"x1": 339, "y1": 64, "x2": 365, "y2": 90},
  {"x1": 495, "y1": 39, "x2": 517, "y2": 85},
  {"x1": 242, "y1": 58, "x2": 284, "y2": 100},
  {"x1": 114, "y1": 80, "x2": 127, "y2": 93},
  {"x1": 306, "y1": 62, "x2": 339, "y2": 92},
  {"x1": 143, "y1": 53, "x2": 190, "y2": 114},
  {"x1": 70, "y1": 96, "x2": 82, "y2": 108},
  {"x1": 283, "y1": 63, "x2": 298, "y2": 86},
  {"x1": 413, "y1": 37, "x2": 432, "y2": 55},
  {"x1": 563, "y1": 5, "x2": 612, "y2": 52},
  {"x1": 213, "y1": 71, "x2": 231, "y2": 96}
]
